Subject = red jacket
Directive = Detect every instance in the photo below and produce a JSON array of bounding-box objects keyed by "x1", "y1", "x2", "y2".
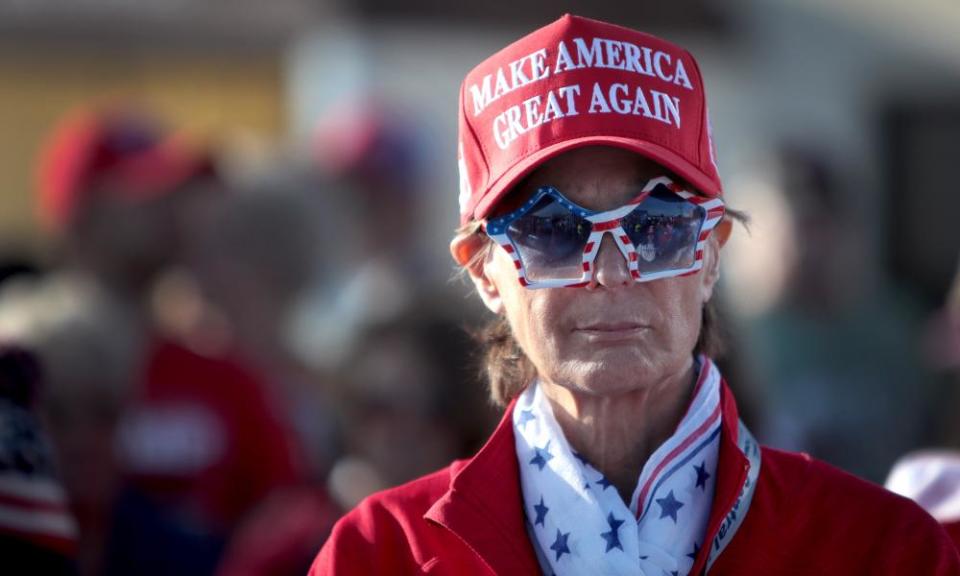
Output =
[
  {"x1": 312, "y1": 384, "x2": 960, "y2": 574},
  {"x1": 947, "y1": 522, "x2": 960, "y2": 552}
]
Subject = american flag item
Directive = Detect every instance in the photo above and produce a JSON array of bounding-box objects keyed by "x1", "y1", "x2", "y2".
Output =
[
  {"x1": 484, "y1": 175, "x2": 725, "y2": 289},
  {"x1": 0, "y1": 398, "x2": 77, "y2": 554},
  {"x1": 514, "y1": 357, "x2": 756, "y2": 575}
]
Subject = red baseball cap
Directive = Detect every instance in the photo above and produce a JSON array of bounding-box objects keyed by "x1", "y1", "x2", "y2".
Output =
[
  {"x1": 457, "y1": 14, "x2": 722, "y2": 225},
  {"x1": 36, "y1": 107, "x2": 215, "y2": 233}
]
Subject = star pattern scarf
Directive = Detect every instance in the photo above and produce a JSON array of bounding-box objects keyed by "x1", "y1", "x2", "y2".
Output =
[{"x1": 514, "y1": 357, "x2": 726, "y2": 576}]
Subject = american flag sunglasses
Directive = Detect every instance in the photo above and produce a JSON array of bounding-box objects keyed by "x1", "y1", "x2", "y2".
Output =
[{"x1": 482, "y1": 176, "x2": 725, "y2": 289}]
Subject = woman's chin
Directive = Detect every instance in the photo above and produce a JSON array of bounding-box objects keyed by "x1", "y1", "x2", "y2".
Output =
[{"x1": 550, "y1": 361, "x2": 661, "y2": 398}]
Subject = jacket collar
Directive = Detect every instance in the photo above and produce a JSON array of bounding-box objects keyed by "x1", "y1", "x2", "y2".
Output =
[
  {"x1": 425, "y1": 397, "x2": 540, "y2": 574},
  {"x1": 425, "y1": 380, "x2": 751, "y2": 575}
]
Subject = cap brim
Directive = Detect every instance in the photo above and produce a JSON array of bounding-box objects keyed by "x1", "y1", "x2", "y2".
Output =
[{"x1": 471, "y1": 136, "x2": 721, "y2": 222}]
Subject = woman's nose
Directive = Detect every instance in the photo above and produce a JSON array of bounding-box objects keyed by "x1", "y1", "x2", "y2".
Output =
[{"x1": 587, "y1": 233, "x2": 632, "y2": 289}]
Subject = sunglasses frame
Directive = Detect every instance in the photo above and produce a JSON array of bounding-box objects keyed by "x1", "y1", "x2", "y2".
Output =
[{"x1": 482, "y1": 176, "x2": 725, "y2": 289}]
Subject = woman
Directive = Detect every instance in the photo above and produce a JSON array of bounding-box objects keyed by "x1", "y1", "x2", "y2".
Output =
[{"x1": 312, "y1": 15, "x2": 959, "y2": 575}]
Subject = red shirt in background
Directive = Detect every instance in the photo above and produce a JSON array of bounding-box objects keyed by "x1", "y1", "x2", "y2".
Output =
[{"x1": 118, "y1": 339, "x2": 304, "y2": 531}]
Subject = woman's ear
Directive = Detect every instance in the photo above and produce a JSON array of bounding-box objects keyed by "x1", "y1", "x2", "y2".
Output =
[
  {"x1": 450, "y1": 233, "x2": 504, "y2": 314},
  {"x1": 697, "y1": 217, "x2": 734, "y2": 302},
  {"x1": 698, "y1": 233, "x2": 730, "y2": 304},
  {"x1": 714, "y1": 218, "x2": 733, "y2": 248},
  {"x1": 450, "y1": 231, "x2": 484, "y2": 268}
]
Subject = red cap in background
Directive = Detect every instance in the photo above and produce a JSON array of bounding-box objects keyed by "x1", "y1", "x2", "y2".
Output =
[{"x1": 36, "y1": 107, "x2": 215, "y2": 233}]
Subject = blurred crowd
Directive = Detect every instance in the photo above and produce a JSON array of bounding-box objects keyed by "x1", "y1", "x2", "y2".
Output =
[{"x1": 0, "y1": 104, "x2": 498, "y2": 575}]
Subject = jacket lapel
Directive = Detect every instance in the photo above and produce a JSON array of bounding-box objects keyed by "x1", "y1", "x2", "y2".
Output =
[{"x1": 425, "y1": 400, "x2": 541, "y2": 574}]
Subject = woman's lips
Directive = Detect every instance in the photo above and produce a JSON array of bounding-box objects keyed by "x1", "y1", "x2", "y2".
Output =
[
  {"x1": 576, "y1": 322, "x2": 647, "y2": 332},
  {"x1": 574, "y1": 322, "x2": 649, "y2": 340}
]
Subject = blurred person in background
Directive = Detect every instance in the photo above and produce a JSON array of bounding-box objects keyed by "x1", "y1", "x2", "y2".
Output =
[
  {"x1": 885, "y1": 255, "x2": 960, "y2": 550},
  {"x1": 313, "y1": 15, "x2": 959, "y2": 574},
  {"x1": 311, "y1": 101, "x2": 499, "y2": 512},
  {"x1": 0, "y1": 106, "x2": 305, "y2": 575},
  {"x1": 301, "y1": 101, "x2": 433, "y2": 358},
  {"x1": 748, "y1": 146, "x2": 936, "y2": 482},
  {"x1": 0, "y1": 344, "x2": 78, "y2": 575},
  {"x1": 195, "y1": 90, "x2": 502, "y2": 573},
  {"x1": 182, "y1": 169, "x2": 343, "y2": 482},
  {"x1": 0, "y1": 257, "x2": 136, "y2": 575},
  {"x1": 181, "y1": 168, "x2": 346, "y2": 576},
  {"x1": 326, "y1": 303, "x2": 495, "y2": 511},
  {"x1": 208, "y1": 101, "x2": 495, "y2": 574}
]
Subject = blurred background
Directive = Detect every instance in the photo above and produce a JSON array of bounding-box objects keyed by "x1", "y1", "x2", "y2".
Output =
[{"x1": 0, "y1": 0, "x2": 958, "y2": 573}]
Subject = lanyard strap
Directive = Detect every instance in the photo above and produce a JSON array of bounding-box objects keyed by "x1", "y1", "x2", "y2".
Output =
[{"x1": 705, "y1": 419, "x2": 762, "y2": 573}]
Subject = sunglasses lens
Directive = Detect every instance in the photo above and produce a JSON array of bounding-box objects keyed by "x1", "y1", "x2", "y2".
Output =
[
  {"x1": 621, "y1": 186, "x2": 705, "y2": 274},
  {"x1": 506, "y1": 196, "x2": 591, "y2": 281}
]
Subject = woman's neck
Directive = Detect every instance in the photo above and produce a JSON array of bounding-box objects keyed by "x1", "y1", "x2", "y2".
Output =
[{"x1": 539, "y1": 360, "x2": 697, "y2": 504}]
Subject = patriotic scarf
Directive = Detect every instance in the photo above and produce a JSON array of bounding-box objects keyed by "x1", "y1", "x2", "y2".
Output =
[{"x1": 514, "y1": 357, "x2": 756, "y2": 576}]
